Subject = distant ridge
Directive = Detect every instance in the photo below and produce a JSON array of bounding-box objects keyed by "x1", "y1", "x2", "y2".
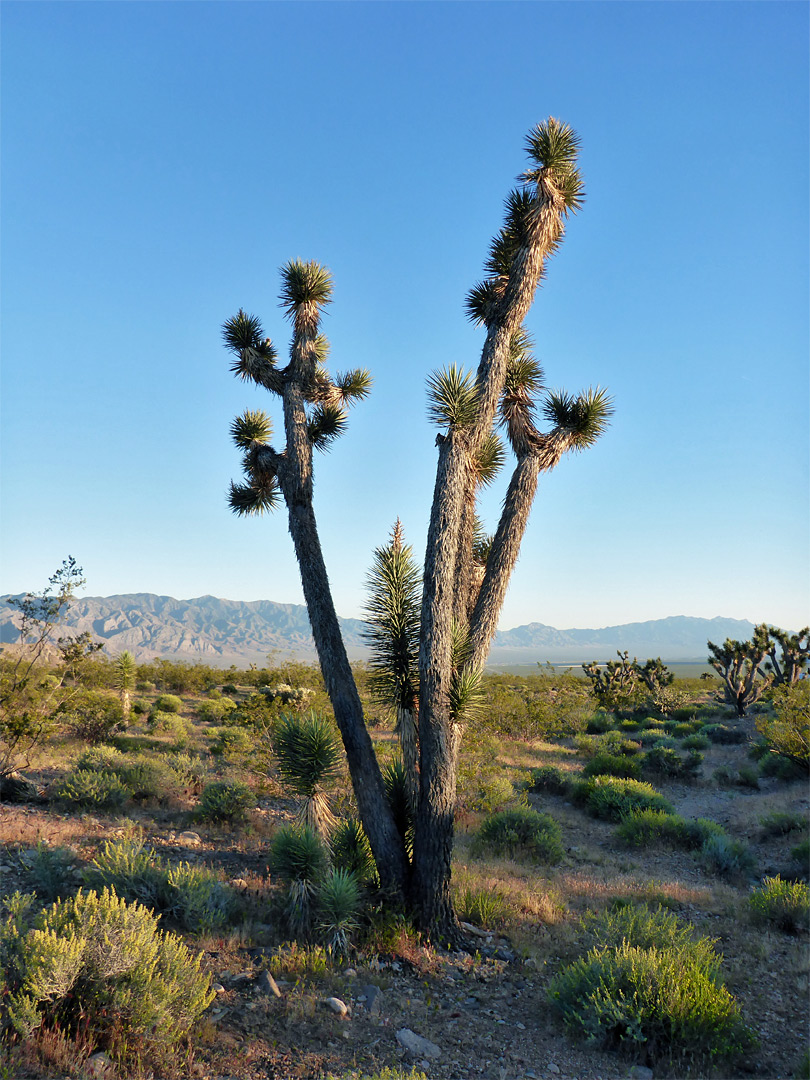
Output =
[{"x1": 0, "y1": 592, "x2": 758, "y2": 668}]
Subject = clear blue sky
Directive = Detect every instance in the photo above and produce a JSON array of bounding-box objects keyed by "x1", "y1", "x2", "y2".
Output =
[{"x1": 1, "y1": 1, "x2": 808, "y2": 633}]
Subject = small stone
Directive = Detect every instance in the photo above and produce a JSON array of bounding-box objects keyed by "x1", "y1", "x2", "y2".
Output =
[
  {"x1": 256, "y1": 970, "x2": 282, "y2": 998},
  {"x1": 177, "y1": 831, "x2": 202, "y2": 846},
  {"x1": 516, "y1": 1022, "x2": 526, "y2": 1030},
  {"x1": 548, "y1": 1066, "x2": 561, "y2": 1076},
  {"x1": 229, "y1": 877, "x2": 249, "y2": 888},
  {"x1": 396, "y1": 1028, "x2": 441, "y2": 1060},
  {"x1": 344, "y1": 967, "x2": 358, "y2": 977},
  {"x1": 322, "y1": 996, "x2": 350, "y2": 1018},
  {"x1": 628, "y1": 1068, "x2": 654, "y2": 1080},
  {"x1": 360, "y1": 983, "x2": 383, "y2": 1015},
  {"x1": 84, "y1": 1053, "x2": 113, "y2": 1077},
  {"x1": 211, "y1": 983, "x2": 225, "y2": 994},
  {"x1": 493, "y1": 947, "x2": 517, "y2": 962},
  {"x1": 461, "y1": 921, "x2": 490, "y2": 938}
]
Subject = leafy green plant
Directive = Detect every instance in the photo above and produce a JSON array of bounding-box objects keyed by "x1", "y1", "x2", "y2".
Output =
[
  {"x1": 84, "y1": 836, "x2": 233, "y2": 933},
  {"x1": 703, "y1": 723, "x2": 747, "y2": 745},
  {"x1": 197, "y1": 779, "x2": 254, "y2": 822},
  {"x1": 571, "y1": 776, "x2": 673, "y2": 822},
  {"x1": 19, "y1": 843, "x2": 78, "y2": 903},
  {"x1": 61, "y1": 689, "x2": 125, "y2": 744},
  {"x1": 756, "y1": 682, "x2": 810, "y2": 770},
  {"x1": 528, "y1": 765, "x2": 571, "y2": 795},
  {"x1": 549, "y1": 938, "x2": 754, "y2": 1068},
  {"x1": 0, "y1": 888, "x2": 214, "y2": 1051},
  {"x1": 700, "y1": 833, "x2": 755, "y2": 878},
  {"x1": 474, "y1": 807, "x2": 563, "y2": 863},
  {"x1": 616, "y1": 810, "x2": 725, "y2": 853},
  {"x1": 197, "y1": 697, "x2": 238, "y2": 723},
  {"x1": 210, "y1": 725, "x2": 254, "y2": 759},
  {"x1": 582, "y1": 752, "x2": 641, "y2": 780},
  {"x1": 749, "y1": 876, "x2": 809, "y2": 933},
  {"x1": 455, "y1": 884, "x2": 511, "y2": 929},
  {"x1": 153, "y1": 694, "x2": 183, "y2": 714},
  {"x1": 759, "y1": 811, "x2": 807, "y2": 837},
  {"x1": 268, "y1": 941, "x2": 330, "y2": 979},
  {"x1": 681, "y1": 732, "x2": 711, "y2": 750},
  {"x1": 643, "y1": 745, "x2": 703, "y2": 782},
  {"x1": 51, "y1": 768, "x2": 129, "y2": 811}
]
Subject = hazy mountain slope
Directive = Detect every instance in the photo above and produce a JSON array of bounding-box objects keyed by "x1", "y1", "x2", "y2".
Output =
[{"x1": 0, "y1": 593, "x2": 758, "y2": 666}]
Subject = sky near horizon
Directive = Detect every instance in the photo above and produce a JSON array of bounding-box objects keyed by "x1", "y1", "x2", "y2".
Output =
[{"x1": 1, "y1": 1, "x2": 808, "y2": 633}]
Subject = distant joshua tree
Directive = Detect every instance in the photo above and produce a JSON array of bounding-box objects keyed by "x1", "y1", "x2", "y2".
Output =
[{"x1": 222, "y1": 119, "x2": 611, "y2": 941}]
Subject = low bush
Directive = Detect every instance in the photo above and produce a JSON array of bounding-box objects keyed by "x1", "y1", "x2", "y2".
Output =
[
  {"x1": 703, "y1": 723, "x2": 747, "y2": 745},
  {"x1": 756, "y1": 682, "x2": 810, "y2": 769},
  {"x1": 197, "y1": 697, "x2": 238, "y2": 723},
  {"x1": 548, "y1": 940, "x2": 754, "y2": 1068},
  {"x1": 85, "y1": 836, "x2": 233, "y2": 933},
  {"x1": 582, "y1": 752, "x2": 641, "y2": 780},
  {"x1": 455, "y1": 884, "x2": 512, "y2": 929},
  {"x1": 60, "y1": 689, "x2": 125, "y2": 744},
  {"x1": 19, "y1": 842, "x2": 78, "y2": 902},
  {"x1": 473, "y1": 808, "x2": 563, "y2": 864},
  {"x1": 681, "y1": 732, "x2": 711, "y2": 751},
  {"x1": 0, "y1": 888, "x2": 214, "y2": 1053},
  {"x1": 148, "y1": 711, "x2": 191, "y2": 744},
  {"x1": 585, "y1": 712, "x2": 616, "y2": 734},
  {"x1": 700, "y1": 833, "x2": 755, "y2": 879},
  {"x1": 197, "y1": 779, "x2": 254, "y2": 822},
  {"x1": 51, "y1": 768, "x2": 129, "y2": 811},
  {"x1": 791, "y1": 838, "x2": 810, "y2": 875},
  {"x1": 154, "y1": 694, "x2": 184, "y2": 714},
  {"x1": 528, "y1": 765, "x2": 571, "y2": 795},
  {"x1": 749, "y1": 876, "x2": 809, "y2": 933},
  {"x1": 759, "y1": 752, "x2": 805, "y2": 781},
  {"x1": 210, "y1": 725, "x2": 254, "y2": 759},
  {"x1": 571, "y1": 776, "x2": 673, "y2": 822},
  {"x1": 643, "y1": 746, "x2": 703, "y2": 782},
  {"x1": 617, "y1": 810, "x2": 725, "y2": 851},
  {"x1": 759, "y1": 811, "x2": 807, "y2": 837}
]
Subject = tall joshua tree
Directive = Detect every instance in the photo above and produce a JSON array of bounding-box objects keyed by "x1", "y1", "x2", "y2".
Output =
[{"x1": 223, "y1": 120, "x2": 611, "y2": 940}]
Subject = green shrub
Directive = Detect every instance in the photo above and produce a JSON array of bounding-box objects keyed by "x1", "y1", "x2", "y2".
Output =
[
  {"x1": 749, "y1": 876, "x2": 809, "y2": 933},
  {"x1": 84, "y1": 836, "x2": 233, "y2": 933},
  {"x1": 19, "y1": 842, "x2": 78, "y2": 902},
  {"x1": 586, "y1": 712, "x2": 616, "y2": 734},
  {"x1": 132, "y1": 699, "x2": 149, "y2": 715},
  {"x1": 548, "y1": 939, "x2": 754, "y2": 1068},
  {"x1": 455, "y1": 885, "x2": 511, "y2": 929},
  {"x1": 74, "y1": 745, "x2": 126, "y2": 771},
  {"x1": 759, "y1": 811, "x2": 807, "y2": 837},
  {"x1": 528, "y1": 765, "x2": 571, "y2": 795},
  {"x1": 148, "y1": 711, "x2": 191, "y2": 744},
  {"x1": 571, "y1": 776, "x2": 673, "y2": 822},
  {"x1": 582, "y1": 902, "x2": 706, "y2": 954},
  {"x1": 210, "y1": 725, "x2": 254, "y2": 759},
  {"x1": 197, "y1": 779, "x2": 254, "y2": 822},
  {"x1": 51, "y1": 768, "x2": 129, "y2": 811},
  {"x1": 114, "y1": 756, "x2": 184, "y2": 801},
  {"x1": 617, "y1": 810, "x2": 726, "y2": 852},
  {"x1": 760, "y1": 751, "x2": 805, "y2": 781},
  {"x1": 154, "y1": 694, "x2": 183, "y2": 714},
  {"x1": 756, "y1": 682, "x2": 810, "y2": 769},
  {"x1": 643, "y1": 746, "x2": 703, "y2": 782},
  {"x1": 197, "y1": 697, "x2": 238, "y2": 723},
  {"x1": 791, "y1": 838, "x2": 810, "y2": 874},
  {"x1": 61, "y1": 689, "x2": 125, "y2": 744},
  {"x1": 681, "y1": 732, "x2": 711, "y2": 750},
  {"x1": 700, "y1": 833, "x2": 755, "y2": 878},
  {"x1": 703, "y1": 723, "x2": 747, "y2": 745},
  {"x1": 474, "y1": 808, "x2": 563, "y2": 863},
  {"x1": 0, "y1": 888, "x2": 214, "y2": 1049},
  {"x1": 582, "y1": 752, "x2": 641, "y2": 780}
]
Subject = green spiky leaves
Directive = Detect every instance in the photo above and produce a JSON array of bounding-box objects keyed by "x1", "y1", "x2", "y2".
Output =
[
  {"x1": 542, "y1": 387, "x2": 614, "y2": 450},
  {"x1": 308, "y1": 404, "x2": 348, "y2": 450},
  {"x1": 335, "y1": 368, "x2": 373, "y2": 404},
  {"x1": 427, "y1": 365, "x2": 479, "y2": 429},
  {"x1": 230, "y1": 409, "x2": 273, "y2": 450},
  {"x1": 228, "y1": 478, "x2": 281, "y2": 515},
  {"x1": 475, "y1": 432, "x2": 505, "y2": 488},
  {"x1": 521, "y1": 118, "x2": 585, "y2": 216},
  {"x1": 279, "y1": 259, "x2": 334, "y2": 320},
  {"x1": 222, "y1": 309, "x2": 265, "y2": 354}
]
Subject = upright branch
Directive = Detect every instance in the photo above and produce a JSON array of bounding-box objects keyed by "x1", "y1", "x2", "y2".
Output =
[
  {"x1": 765, "y1": 626, "x2": 810, "y2": 687},
  {"x1": 223, "y1": 267, "x2": 408, "y2": 896}
]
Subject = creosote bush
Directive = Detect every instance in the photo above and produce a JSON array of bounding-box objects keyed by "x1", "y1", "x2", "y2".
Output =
[
  {"x1": 528, "y1": 764, "x2": 571, "y2": 795},
  {"x1": 749, "y1": 876, "x2": 809, "y2": 933},
  {"x1": 571, "y1": 776, "x2": 673, "y2": 822},
  {"x1": 473, "y1": 807, "x2": 563, "y2": 864},
  {"x1": 51, "y1": 768, "x2": 129, "y2": 811},
  {"x1": 0, "y1": 888, "x2": 214, "y2": 1051},
  {"x1": 153, "y1": 693, "x2": 184, "y2": 714},
  {"x1": 197, "y1": 778, "x2": 254, "y2": 822},
  {"x1": 549, "y1": 903, "x2": 755, "y2": 1070}
]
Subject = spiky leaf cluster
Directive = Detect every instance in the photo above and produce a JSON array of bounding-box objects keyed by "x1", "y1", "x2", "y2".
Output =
[
  {"x1": 541, "y1": 387, "x2": 614, "y2": 450},
  {"x1": 382, "y1": 757, "x2": 415, "y2": 858},
  {"x1": 331, "y1": 818, "x2": 378, "y2": 886},
  {"x1": 279, "y1": 259, "x2": 334, "y2": 320},
  {"x1": 230, "y1": 409, "x2": 273, "y2": 450},
  {"x1": 272, "y1": 711, "x2": 343, "y2": 799},
  {"x1": 228, "y1": 475, "x2": 281, "y2": 516},
  {"x1": 363, "y1": 523, "x2": 421, "y2": 715},
  {"x1": 521, "y1": 118, "x2": 585, "y2": 216},
  {"x1": 426, "y1": 365, "x2": 479, "y2": 429},
  {"x1": 307, "y1": 404, "x2": 348, "y2": 450}
]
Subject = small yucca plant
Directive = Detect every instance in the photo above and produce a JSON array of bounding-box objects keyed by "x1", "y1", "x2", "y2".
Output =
[
  {"x1": 331, "y1": 818, "x2": 378, "y2": 887},
  {"x1": 271, "y1": 711, "x2": 342, "y2": 837},
  {"x1": 316, "y1": 868, "x2": 361, "y2": 956},
  {"x1": 269, "y1": 825, "x2": 328, "y2": 938}
]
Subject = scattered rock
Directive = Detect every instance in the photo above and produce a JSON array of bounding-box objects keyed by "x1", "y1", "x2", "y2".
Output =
[
  {"x1": 344, "y1": 967, "x2": 358, "y2": 977},
  {"x1": 547, "y1": 1066, "x2": 561, "y2": 1076},
  {"x1": 229, "y1": 877, "x2": 249, "y2": 888},
  {"x1": 322, "y1": 996, "x2": 350, "y2": 1018},
  {"x1": 83, "y1": 1052, "x2": 113, "y2": 1077},
  {"x1": 493, "y1": 947, "x2": 517, "y2": 962},
  {"x1": 177, "y1": 831, "x2": 202, "y2": 846},
  {"x1": 359, "y1": 983, "x2": 383, "y2": 1015},
  {"x1": 460, "y1": 921, "x2": 490, "y2": 939},
  {"x1": 396, "y1": 1028, "x2": 441, "y2": 1060},
  {"x1": 256, "y1": 970, "x2": 282, "y2": 998},
  {"x1": 628, "y1": 1068, "x2": 654, "y2": 1080},
  {"x1": 211, "y1": 983, "x2": 225, "y2": 994}
]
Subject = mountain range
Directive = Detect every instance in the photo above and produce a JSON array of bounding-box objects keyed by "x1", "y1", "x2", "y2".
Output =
[{"x1": 0, "y1": 592, "x2": 757, "y2": 668}]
